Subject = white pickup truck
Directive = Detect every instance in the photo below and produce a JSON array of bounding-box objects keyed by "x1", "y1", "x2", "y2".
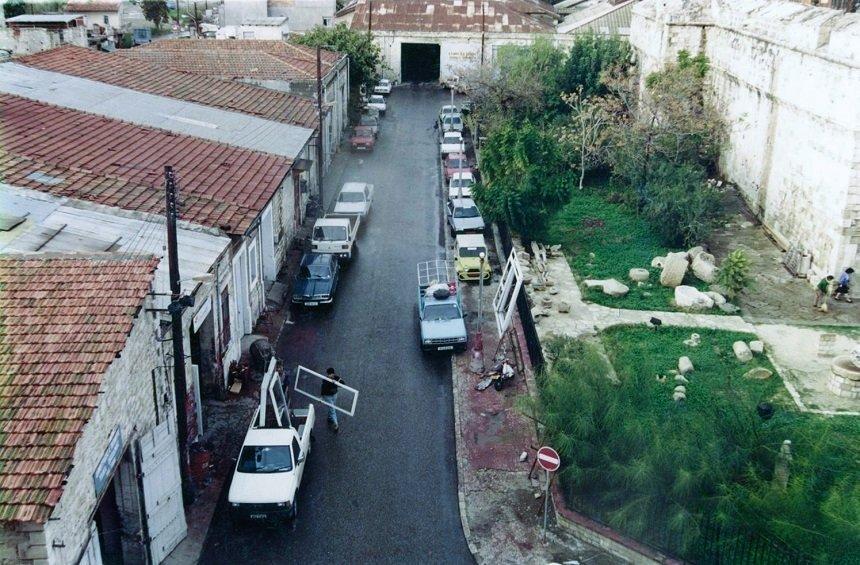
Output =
[
  {"x1": 229, "y1": 361, "x2": 314, "y2": 523},
  {"x1": 311, "y1": 214, "x2": 361, "y2": 260}
]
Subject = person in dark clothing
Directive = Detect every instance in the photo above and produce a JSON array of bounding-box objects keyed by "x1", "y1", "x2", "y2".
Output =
[
  {"x1": 814, "y1": 275, "x2": 834, "y2": 310},
  {"x1": 321, "y1": 367, "x2": 343, "y2": 431}
]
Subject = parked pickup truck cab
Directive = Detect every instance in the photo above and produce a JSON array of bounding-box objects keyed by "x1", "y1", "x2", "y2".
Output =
[
  {"x1": 229, "y1": 363, "x2": 314, "y2": 524},
  {"x1": 440, "y1": 131, "x2": 465, "y2": 156},
  {"x1": 447, "y1": 197, "x2": 485, "y2": 234},
  {"x1": 448, "y1": 172, "x2": 475, "y2": 200},
  {"x1": 292, "y1": 253, "x2": 340, "y2": 306},
  {"x1": 350, "y1": 126, "x2": 375, "y2": 152},
  {"x1": 455, "y1": 234, "x2": 491, "y2": 282},
  {"x1": 366, "y1": 94, "x2": 387, "y2": 115},
  {"x1": 333, "y1": 182, "x2": 373, "y2": 217},
  {"x1": 311, "y1": 214, "x2": 361, "y2": 260},
  {"x1": 417, "y1": 260, "x2": 468, "y2": 353}
]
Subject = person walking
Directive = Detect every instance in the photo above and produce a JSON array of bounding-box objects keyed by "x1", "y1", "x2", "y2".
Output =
[
  {"x1": 814, "y1": 275, "x2": 834, "y2": 310},
  {"x1": 834, "y1": 267, "x2": 854, "y2": 303},
  {"x1": 320, "y1": 367, "x2": 343, "y2": 432}
]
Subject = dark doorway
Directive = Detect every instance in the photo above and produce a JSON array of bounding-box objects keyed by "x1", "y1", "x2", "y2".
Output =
[
  {"x1": 401, "y1": 43, "x2": 440, "y2": 82},
  {"x1": 95, "y1": 481, "x2": 124, "y2": 564}
]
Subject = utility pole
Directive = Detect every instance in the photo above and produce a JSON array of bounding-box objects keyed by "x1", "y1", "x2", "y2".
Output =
[
  {"x1": 368, "y1": 0, "x2": 373, "y2": 35},
  {"x1": 164, "y1": 166, "x2": 194, "y2": 506},
  {"x1": 480, "y1": 1, "x2": 486, "y2": 65},
  {"x1": 470, "y1": 252, "x2": 486, "y2": 373},
  {"x1": 316, "y1": 45, "x2": 325, "y2": 207}
]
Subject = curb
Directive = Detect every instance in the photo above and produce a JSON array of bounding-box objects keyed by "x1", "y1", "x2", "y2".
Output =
[{"x1": 451, "y1": 355, "x2": 482, "y2": 560}]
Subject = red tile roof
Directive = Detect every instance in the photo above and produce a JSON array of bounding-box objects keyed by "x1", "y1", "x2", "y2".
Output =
[
  {"x1": 0, "y1": 255, "x2": 158, "y2": 524},
  {"x1": 65, "y1": 1, "x2": 120, "y2": 12},
  {"x1": 0, "y1": 94, "x2": 292, "y2": 236},
  {"x1": 18, "y1": 46, "x2": 318, "y2": 129},
  {"x1": 347, "y1": 0, "x2": 558, "y2": 33},
  {"x1": 124, "y1": 39, "x2": 342, "y2": 82}
]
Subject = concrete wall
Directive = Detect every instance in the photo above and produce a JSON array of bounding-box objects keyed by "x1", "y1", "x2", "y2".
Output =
[
  {"x1": 223, "y1": 0, "x2": 267, "y2": 26},
  {"x1": 0, "y1": 26, "x2": 87, "y2": 55},
  {"x1": 269, "y1": 0, "x2": 336, "y2": 32},
  {"x1": 39, "y1": 303, "x2": 167, "y2": 564},
  {"x1": 77, "y1": 11, "x2": 123, "y2": 31},
  {"x1": 630, "y1": 0, "x2": 860, "y2": 278},
  {"x1": 0, "y1": 522, "x2": 47, "y2": 564}
]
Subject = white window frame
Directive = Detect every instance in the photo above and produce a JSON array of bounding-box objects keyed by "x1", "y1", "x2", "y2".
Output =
[{"x1": 248, "y1": 238, "x2": 260, "y2": 288}]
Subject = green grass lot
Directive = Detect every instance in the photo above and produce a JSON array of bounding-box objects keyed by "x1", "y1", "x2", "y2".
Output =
[
  {"x1": 541, "y1": 327, "x2": 859, "y2": 563},
  {"x1": 546, "y1": 188, "x2": 718, "y2": 312}
]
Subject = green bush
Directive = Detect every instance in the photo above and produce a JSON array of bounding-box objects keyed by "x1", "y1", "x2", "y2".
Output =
[{"x1": 717, "y1": 249, "x2": 753, "y2": 299}]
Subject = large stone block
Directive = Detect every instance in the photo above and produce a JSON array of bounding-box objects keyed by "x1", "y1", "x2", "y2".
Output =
[
  {"x1": 659, "y1": 252, "x2": 688, "y2": 287},
  {"x1": 691, "y1": 254, "x2": 718, "y2": 283},
  {"x1": 733, "y1": 341, "x2": 753, "y2": 363},
  {"x1": 675, "y1": 285, "x2": 714, "y2": 309}
]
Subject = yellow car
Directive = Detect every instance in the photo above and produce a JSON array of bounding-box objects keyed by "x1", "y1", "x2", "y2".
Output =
[{"x1": 455, "y1": 234, "x2": 492, "y2": 282}]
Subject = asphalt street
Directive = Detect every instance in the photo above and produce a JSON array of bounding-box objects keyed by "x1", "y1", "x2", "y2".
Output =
[{"x1": 200, "y1": 86, "x2": 473, "y2": 564}]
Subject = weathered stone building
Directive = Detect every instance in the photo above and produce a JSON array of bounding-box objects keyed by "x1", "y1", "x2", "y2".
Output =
[{"x1": 631, "y1": 0, "x2": 860, "y2": 277}]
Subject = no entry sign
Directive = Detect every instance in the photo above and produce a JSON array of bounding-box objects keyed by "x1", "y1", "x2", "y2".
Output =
[{"x1": 537, "y1": 446, "x2": 561, "y2": 473}]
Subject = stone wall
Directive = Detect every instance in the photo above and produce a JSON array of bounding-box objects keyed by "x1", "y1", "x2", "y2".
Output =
[
  {"x1": 40, "y1": 305, "x2": 168, "y2": 564},
  {"x1": 630, "y1": 0, "x2": 860, "y2": 277}
]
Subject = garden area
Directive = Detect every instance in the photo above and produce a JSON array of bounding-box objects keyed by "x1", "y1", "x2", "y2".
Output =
[
  {"x1": 534, "y1": 328, "x2": 860, "y2": 563},
  {"x1": 544, "y1": 178, "x2": 719, "y2": 311}
]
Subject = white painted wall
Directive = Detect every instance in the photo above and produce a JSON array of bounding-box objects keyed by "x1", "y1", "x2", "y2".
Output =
[
  {"x1": 269, "y1": 0, "x2": 336, "y2": 32},
  {"x1": 630, "y1": 0, "x2": 860, "y2": 278},
  {"x1": 0, "y1": 26, "x2": 88, "y2": 55},
  {"x1": 76, "y1": 10, "x2": 122, "y2": 31},
  {"x1": 223, "y1": 0, "x2": 268, "y2": 25}
]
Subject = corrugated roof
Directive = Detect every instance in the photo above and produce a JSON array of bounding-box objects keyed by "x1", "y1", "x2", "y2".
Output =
[
  {"x1": 0, "y1": 184, "x2": 231, "y2": 310},
  {"x1": 6, "y1": 14, "x2": 82, "y2": 24},
  {"x1": 65, "y1": 1, "x2": 120, "y2": 12},
  {"x1": 0, "y1": 93, "x2": 292, "y2": 236},
  {"x1": 0, "y1": 63, "x2": 314, "y2": 160},
  {"x1": 0, "y1": 254, "x2": 158, "y2": 524},
  {"x1": 18, "y1": 46, "x2": 319, "y2": 129},
  {"x1": 124, "y1": 39, "x2": 343, "y2": 82},
  {"x1": 348, "y1": 0, "x2": 559, "y2": 33}
]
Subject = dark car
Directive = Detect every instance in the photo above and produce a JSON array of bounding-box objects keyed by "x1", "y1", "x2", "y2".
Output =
[
  {"x1": 350, "y1": 126, "x2": 376, "y2": 152},
  {"x1": 291, "y1": 253, "x2": 340, "y2": 306}
]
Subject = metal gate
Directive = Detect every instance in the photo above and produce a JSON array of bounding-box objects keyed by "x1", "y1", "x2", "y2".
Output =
[{"x1": 138, "y1": 420, "x2": 187, "y2": 564}]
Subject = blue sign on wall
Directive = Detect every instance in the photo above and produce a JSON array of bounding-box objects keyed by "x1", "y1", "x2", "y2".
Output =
[{"x1": 92, "y1": 427, "x2": 124, "y2": 498}]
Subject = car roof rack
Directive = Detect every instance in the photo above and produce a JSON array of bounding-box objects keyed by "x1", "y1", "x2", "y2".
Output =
[{"x1": 417, "y1": 259, "x2": 455, "y2": 289}]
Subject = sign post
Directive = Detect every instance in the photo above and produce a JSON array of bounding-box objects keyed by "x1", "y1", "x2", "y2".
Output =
[{"x1": 536, "y1": 446, "x2": 561, "y2": 541}]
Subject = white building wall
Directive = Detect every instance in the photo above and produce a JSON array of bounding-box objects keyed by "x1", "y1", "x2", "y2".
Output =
[
  {"x1": 223, "y1": 0, "x2": 267, "y2": 26},
  {"x1": 77, "y1": 11, "x2": 122, "y2": 31},
  {"x1": 630, "y1": 0, "x2": 860, "y2": 277},
  {"x1": 41, "y1": 305, "x2": 168, "y2": 564},
  {"x1": 0, "y1": 26, "x2": 88, "y2": 55},
  {"x1": 269, "y1": 0, "x2": 336, "y2": 32}
]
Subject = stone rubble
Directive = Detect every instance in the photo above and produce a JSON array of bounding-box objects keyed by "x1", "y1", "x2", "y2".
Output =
[
  {"x1": 659, "y1": 252, "x2": 689, "y2": 287},
  {"x1": 733, "y1": 341, "x2": 753, "y2": 363},
  {"x1": 674, "y1": 285, "x2": 715, "y2": 309},
  {"x1": 678, "y1": 356, "x2": 694, "y2": 375}
]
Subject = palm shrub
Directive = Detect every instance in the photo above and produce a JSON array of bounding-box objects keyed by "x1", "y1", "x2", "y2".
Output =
[{"x1": 717, "y1": 250, "x2": 753, "y2": 299}]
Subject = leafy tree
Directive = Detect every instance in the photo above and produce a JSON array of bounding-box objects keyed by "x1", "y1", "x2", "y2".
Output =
[
  {"x1": 2, "y1": 0, "x2": 25, "y2": 19},
  {"x1": 559, "y1": 32, "x2": 632, "y2": 98},
  {"x1": 462, "y1": 38, "x2": 567, "y2": 133},
  {"x1": 558, "y1": 87, "x2": 611, "y2": 190},
  {"x1": 294, "y1": 24, "x2": 382, "y2": 91},
  {"x1": 641, "y1": 161, "x2": 721, "y2": 246},
  {"x1": 142, "y1": 0, "x2": 169, "y2": 31},
  {"x1": 473, "y1": 120, "x2": 569, "y2": 241}
]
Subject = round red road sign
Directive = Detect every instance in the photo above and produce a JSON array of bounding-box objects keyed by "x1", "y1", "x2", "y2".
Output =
[{"x1": 536, "y1": 446, "x2": 561, "y2": 472}]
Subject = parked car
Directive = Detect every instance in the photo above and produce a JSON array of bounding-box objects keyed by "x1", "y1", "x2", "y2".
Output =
[
  {"x1": 447, "y1": 197, "x2": 485, "y2": 234},
  {"x1": 291, "y1": 253, "x2": 340, "y2": 306},
  {"x1": 333, "y1": 182, "x2": 374, "y2": 217},
  {"x1": 417, "y1": 260, "x2": 468, "y2": 353},
  {"x1": 448, "y1": 172, "x2": 476, "y2": 200},
  {"x1": 440, "y1": 131, "x2": 465, "y2": 155},
  {"x1": 359, "y1": 114, "x2": 379, "y2": 137},
  {"x1": 374, "y1": 78, "x2": 393, "y2": 95},
  {"x1": 443, "y1": 152, "x2": 472, "y2": 181},
  {"x1": 454, "y1": 234, "x2": 492, "y2": 282},
  {"x1": 441, "y1": 113, "x2": 464, "y2": 133},
  {"x1": 438, "y1": 105, "x2": 459, "y2": 123},
  {"x1": 350, "y1": 126, "x2": 376, "y2": 152},
  {"x1": 366, "y1": 94, "x2": 387, "y2": 115}
]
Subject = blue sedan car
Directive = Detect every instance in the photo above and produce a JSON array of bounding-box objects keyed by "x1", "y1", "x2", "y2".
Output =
[{"x1": 292, "y1": 253, "x2": 340, "y2": 306}]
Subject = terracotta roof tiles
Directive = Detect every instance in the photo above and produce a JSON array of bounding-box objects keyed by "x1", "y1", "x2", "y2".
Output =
[
  {"x1": 18, "y1": 46, "x2": 318, "y2": 129},
  {"x1": 0, "y1": 93, "x2": 292, "y2": 235},
  {"x1": 0, "y1": 255, "x2": 158, "y2": 524}
]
